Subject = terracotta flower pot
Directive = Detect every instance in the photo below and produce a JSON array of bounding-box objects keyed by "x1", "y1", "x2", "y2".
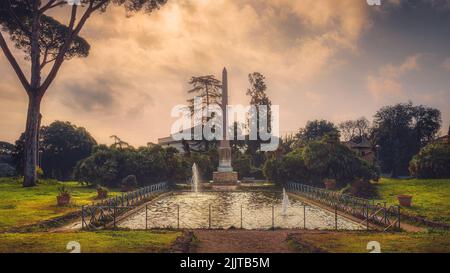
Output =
[
  {"x1": 57, "y1": 195, "x2": 71, "y2": 206},
  {"x1": 324, "y1": 179, "x2": 336, "y2": 190},
  {"x1": 397, "y1": 195, "x2": 413, "y2": 207},
  {"x1": 97, "y1": 189, "x2": 108, "y2": 199}
]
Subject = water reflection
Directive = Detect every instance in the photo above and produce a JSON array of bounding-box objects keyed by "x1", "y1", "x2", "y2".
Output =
[{"x1": 119, "y1": 191, "x2": 364, "y2": 230}]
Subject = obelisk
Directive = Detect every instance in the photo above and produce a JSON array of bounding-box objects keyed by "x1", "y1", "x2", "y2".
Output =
[{"x1": 213, "y1": 67, "x2": 238, "y2": 186}]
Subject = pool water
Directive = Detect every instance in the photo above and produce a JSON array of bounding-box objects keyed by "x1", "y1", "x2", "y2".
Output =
[{"x1": 118, "y1": 191, "x2": 364, "y2": 230}]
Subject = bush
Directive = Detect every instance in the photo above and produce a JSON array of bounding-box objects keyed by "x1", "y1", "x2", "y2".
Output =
[
  {"x1": 263, "y1": 150, "x2": 309, "y2": 185},
  {"x1": 263, "y1": 140, "x2": 380, "y2": 187},
  {"x1": 347, "y1": 179, "x2": 377, "y2": 198},
  {"x1": 263, "y1": 158, "x2": 279, "y2": 182},
  {"x1": 96, "y1": 185, "x2": 109, "y2": 199},
  {"x1": 73, "y1": 145, "x2": 190, "y2": 187},
  {"x1": 121, "y1": 175, "x2": 138, "y2": 191},
  {"x1": 233, "y1": 155, "x2": 252, "y2": 179},
  {"x1": 73, "y1": 149, "x2": 120, "y2": 186},
  {"x1": 302, "y1": 140, "x2": 378, "y2": 187},
  {"x1": 0, "y1": 163, "x2": 16, "y2": 177},
  {"x1": 187, "y1": 152, "x2": 215, "y2": 181},
  {"x1": 409, "y1": 143, "x2": 450, "y2": 178},
  {"x1": 249, "y1": 167, "x2": 264, "y2": 179}
]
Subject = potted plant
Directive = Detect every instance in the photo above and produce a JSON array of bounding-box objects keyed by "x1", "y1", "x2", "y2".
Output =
[
  {"x1": 96, "y1": 185, "x2": 108, "y2": 199},
  {"x1": 57, "y1": 186, "x2": 71, "y2": 206},
  {"x1": 397, "y1": 195, "x2": 413, "y2": 207},
  {"x1": 324, "y1": 179, "x2": 336, "y2": 190}
]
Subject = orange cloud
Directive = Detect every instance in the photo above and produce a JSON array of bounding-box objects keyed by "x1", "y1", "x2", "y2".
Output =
[
  {"x1": 0, "y1": 0, "x2": 373, "y2": 145},
  {"x1": 367, "y1": 54, "x2": 421, "y2": 99}
]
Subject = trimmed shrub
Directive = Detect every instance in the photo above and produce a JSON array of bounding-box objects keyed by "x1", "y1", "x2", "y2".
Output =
[
  {"x1": 121, "y1": 175, "x2": 138, "y2": 191},
  {"x1": 263, "y1": 140, "x2": 379, "y2": 187},
  {"x1": 409, "y1": 143, "x2": 450, "y2": 178},
  {"x1": 249, "y1": 168, "x2": 264, "y2": 179},
  {"x1": 348, "y1": 179, "x2": 377, "y2": 198},
  {"x1": 0, "y1": 163, "x2": 16, "y2": 177},
  {"x1": 233, "y1": 155, "x2": 252, "y2": 179}
]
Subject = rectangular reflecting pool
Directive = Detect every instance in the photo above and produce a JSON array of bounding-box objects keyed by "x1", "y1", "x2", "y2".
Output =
[{"x1": 118, "y1": 191, "x2": 364, "y2": 230}]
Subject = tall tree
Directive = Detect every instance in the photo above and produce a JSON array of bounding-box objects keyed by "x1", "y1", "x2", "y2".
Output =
[
  {"x1": 186, "y1": 75, "x2": 222, "y2": 151},
  {"x1": 110, "y1": 135, "x2": 130, "y2": 149},
  {"x1": 295, "y1": 119, "x2": 340, "y2": 146},
  {"x1": 186, "y1": 75, "x2": 222, "y2": 121},
  {"x1": 338, "y1": 117, "x2": 371, "y2": 143},
  {"x1": 40, "y1": 121, "x2": 97, "y2": 180},
  {"x1": 372, "y1": 102, "x2": 441, "y2": 177},
  {"x1": 0, "y1": 0, "x2": 167, "y2": 186},
  {"x1": 246, "y1": 72, "x2": 272, "y2": 162}
]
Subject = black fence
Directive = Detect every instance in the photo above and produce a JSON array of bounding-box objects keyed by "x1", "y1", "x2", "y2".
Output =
[
  {"x1": 81, "y1": 182, "x2": 168, "y2": 229},
  {"x1": 285, "y1": 183, "x2": 401, "y2": 231}
]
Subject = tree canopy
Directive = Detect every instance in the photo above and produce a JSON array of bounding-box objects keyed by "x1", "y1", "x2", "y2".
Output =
[
  {"x1": 409, "y1": 143, "x2": 450, "y2": 179},
  {"x1": 0, "y1": 0, "x2": 168, "y2": 187},
  {"x1": 246, "y1": 72, "x2": 272, "y2": 166},
  {"x1": 372, "y1": 102, "x2": 441, "y2": 177},
  {"x1": 40, "y1": 121, "x2": 97, "y2": 180},
  {"x1": 294, "y1": 119, "x2": 340, "y2": 146},
  {"x1": 339, "y1": 117, "x2": 371, "y2": 143},
  {"x1": 263, "y1": 139, "x2": 378, "y2": 187}
]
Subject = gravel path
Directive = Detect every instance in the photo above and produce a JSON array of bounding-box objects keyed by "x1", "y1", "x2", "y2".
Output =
[{"x1": 193, "y1": 230, "x2": 299, "y2": 253}]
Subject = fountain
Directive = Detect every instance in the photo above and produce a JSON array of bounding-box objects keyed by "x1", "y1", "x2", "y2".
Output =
[
  {"x1": 281, "y1": 188, "x2": 290, "y2": 216},
  {"x1": 191, "y1": 163, "x2": 201, "y2": 193}
]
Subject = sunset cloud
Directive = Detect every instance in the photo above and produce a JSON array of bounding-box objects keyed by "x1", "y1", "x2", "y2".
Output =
[
  {"x1": 367, "y1": 55, "x2": 421, "y2": 99},
  {"x1": 443, "y1": 58, "x2": 450, "y2": 70},
  {"x1": 1, "y1": 1, "x2": 449, "y2": 145}
]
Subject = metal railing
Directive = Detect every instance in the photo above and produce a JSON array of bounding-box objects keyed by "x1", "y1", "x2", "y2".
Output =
[
  {"x1": 140, "y1": 202, "x2": 362, "y2": 231},
  {"x1": 81, "y1": 182, "x2": 168, "y2": 229},
  {"x1": 285, "y1": 183, "x2": 401, "y2": 231}
]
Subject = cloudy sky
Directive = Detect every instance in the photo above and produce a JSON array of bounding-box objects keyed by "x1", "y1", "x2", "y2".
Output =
[{"x1": 1, "y1": 0, "x2": 450, "y2": 146}]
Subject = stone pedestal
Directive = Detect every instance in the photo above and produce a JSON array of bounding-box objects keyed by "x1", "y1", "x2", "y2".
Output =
[
  {"x1": 212, "y1": 140, "x2": 238, "y2": 187},
  {"x1": 213, "y1": 171, "x2": 238, "y2": 185}
]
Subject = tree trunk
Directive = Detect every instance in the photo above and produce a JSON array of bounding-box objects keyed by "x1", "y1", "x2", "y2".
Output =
[
  {"x1": 23, "y1": 1, "x2": 42, "y2": 187},
  {"x1": 23, "y1": 94, "x2": 42, "y2": 187}
]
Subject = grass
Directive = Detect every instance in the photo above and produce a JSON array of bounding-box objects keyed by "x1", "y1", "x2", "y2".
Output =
[
  {"x1": 376, "y1": 178, "x2": 450, "y2": 225},
  {"x1": 0, "y1": 230, "x2": 180, "y2": 253},
  {"x1": 0, "y1": 177, "x2": 119, "y2": 231},
  {"x1": 291, "y1": 231, "x2": 450, "y2": 253}
]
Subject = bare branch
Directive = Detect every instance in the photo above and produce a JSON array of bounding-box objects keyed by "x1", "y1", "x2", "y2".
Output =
[
  {"x1": 0, "y1": 31, "x2": 31, "y2": 92},
  {"x1": 39, "y1": 3, "x2": 81, "y2": 94},
  {"x1": 40, "y1": 56, "x2": 57, "y2": 69},
  {"x1": 40, "y1": 0, "x2": 108, "y2": 95},
  {"x1": 39, "y1": 0, "x2": 67, "y2": 13}
]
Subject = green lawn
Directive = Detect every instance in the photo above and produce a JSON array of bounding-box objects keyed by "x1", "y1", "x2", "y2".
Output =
[
  {"x1": 0, "y1": 230, "x2": 180, "y2": 253},
  {"x1": 375, "y1": 178, "x2": 450, "y2": 225},
  {"x1": 0, "y1": 178, "x2": 118, "y2": 231},
  {"x1": 290, "y1": 231, "x2": 450, "y2": 253}
]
